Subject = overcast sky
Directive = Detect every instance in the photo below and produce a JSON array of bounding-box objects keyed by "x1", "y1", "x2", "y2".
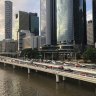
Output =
[{"x1": 0, "y1": 0, "x2": 92, "y2": 40}]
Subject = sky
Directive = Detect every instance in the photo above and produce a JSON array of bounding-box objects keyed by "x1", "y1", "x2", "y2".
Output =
[
  {"x1": 87, "y1": 0, "x2": 93, "y2": 21},
  {"x1": 0, "y1": 0, "x2": 92, "y2": 40}
]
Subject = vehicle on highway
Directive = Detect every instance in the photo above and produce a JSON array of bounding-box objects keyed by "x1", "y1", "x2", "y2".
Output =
[{"x1": 33, "y1": 62, "x2": 63, "y2": 70}]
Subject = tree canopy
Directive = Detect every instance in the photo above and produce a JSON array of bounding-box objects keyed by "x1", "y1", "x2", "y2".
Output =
[{"x1": 83, "y1": 48, "x2": 96, "y2": 63}]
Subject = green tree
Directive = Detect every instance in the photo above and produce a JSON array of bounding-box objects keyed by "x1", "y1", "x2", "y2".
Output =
[
  {"x1": 83, "y1": 48, "x2": 96, "y2": 63},
  {"x1": 20, "y1": 48, "x2": 39, "y2": 59}
]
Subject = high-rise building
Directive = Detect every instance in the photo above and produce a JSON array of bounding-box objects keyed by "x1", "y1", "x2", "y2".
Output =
[
  {"x1": 87, "y1": 20, "x2": 94, "y2": 45},
  {"x1": 5, "y1": 1, "x2": 12, "y2": 39},
  {"x1": 40, "y1": 0, "x2": 47, "y2": 36},
  {"x1": 29, "y1": 13, "x2": 39, "y2": 36},
  {"x1": 15, "y1": 11, "x2": 39, "y2": 50},
  {"x1": 93, "y1": 0, "x2": 96, "y2": 43},
  {"x1": 46, "y1": 0, "x2": 87, "y2": 48},
  {"x1": 73, "y1": 0, "x2": 87, "y2": 47},
  {"x1": 15, "y1": 11, "x2": 29, "y2": 32},
  {"x1": 46, "y1": 0, "x2": 57, "y2": 45},
  {"x1": 56, "y1": 0, "x2": 74, "y2": 44},
  {"x1": 15, "y1": 11, "x2": 29, "y2": 51}
]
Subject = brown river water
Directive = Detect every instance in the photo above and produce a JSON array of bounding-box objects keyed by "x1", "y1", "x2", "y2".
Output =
[{"x1": 0, "y1": 64, "x2": 95, "y2": 96}]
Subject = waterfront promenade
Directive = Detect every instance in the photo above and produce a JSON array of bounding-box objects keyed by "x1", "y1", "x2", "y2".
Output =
[{"x1": 0, "y1": 56, "x2": 96, "y2": 84}]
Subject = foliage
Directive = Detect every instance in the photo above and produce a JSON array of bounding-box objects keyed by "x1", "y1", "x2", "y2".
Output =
[
  {"x1": 20, "y1": 48, "x2": 40, "y2": 59},
  {"x1": 83, "y1": 48, "x2": 96, "y2": 63}
]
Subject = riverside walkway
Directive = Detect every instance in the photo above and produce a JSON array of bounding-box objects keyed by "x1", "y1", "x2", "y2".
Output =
[{"x1": 0, "y1": 56, "x2": 96, "y2": 84}]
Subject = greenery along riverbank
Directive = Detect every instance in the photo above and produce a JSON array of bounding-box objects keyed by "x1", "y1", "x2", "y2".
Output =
[
  {"x1": 20, "y1": 47, "x2": 96, "y2": 64},
  {"x1": 83, "y1": 48, "x2": 96, "y2": 63}
]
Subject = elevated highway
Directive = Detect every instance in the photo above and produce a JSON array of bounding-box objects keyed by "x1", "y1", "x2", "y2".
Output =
[{"x1": 0, "y1": 56, "x2": 96, "y2": 84}]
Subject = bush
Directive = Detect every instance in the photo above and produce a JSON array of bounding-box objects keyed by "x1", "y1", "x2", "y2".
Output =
[
  {"x1": 83, "y1": 48, "x2": 96, "y2": 63},
  {"x1": 20, "y1": 48, "x2": 39, "y2": 59}
]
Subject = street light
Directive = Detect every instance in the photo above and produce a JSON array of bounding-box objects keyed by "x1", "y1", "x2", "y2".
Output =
[
  {"x1": 73, "y1": 40, "x2": 76, "y2": 61},
  {"x1": 59, "y1": 45, "x2": 64, "y2": 61},
  {"x1": 39, "y1": 47, "x2": 42, "y2": 62}
]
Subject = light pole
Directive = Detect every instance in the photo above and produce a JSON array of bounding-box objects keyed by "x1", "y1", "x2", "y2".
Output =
[
  {"x1": 73, "y1": 40, "x2": 76, "y2": 61},
  {"x1": 52, "y1": 52, "x2": 53, "y2": 61},
  {"x1": 44, "y1": 53, "x2": 45, "y2": 60},
  {"x1": 39, "y1": 47, "x2": 42, "y2": 62},
  {"x1": 59, "y1": 45, "x2": 62, "y2": 61}
]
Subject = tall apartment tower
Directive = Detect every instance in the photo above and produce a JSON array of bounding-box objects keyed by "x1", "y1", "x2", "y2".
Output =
[
  {"x1": 87, "y1": 20, "x2": 94, "y2": 45},
  {"x1": 5, "y1": 1, "x2": 12, "y2": 39},
  {"x1": 40, "y1": 0, "x2": 47, "y2": 36},
  {"x1": 93, "y1": 0, "x2": 96, "y2": 43},
  {"x1": 46, "y1": 0, "x2": 87, "y2": 48}
]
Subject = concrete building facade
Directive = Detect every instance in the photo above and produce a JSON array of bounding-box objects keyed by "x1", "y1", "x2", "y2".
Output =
[
  {"x1": 2, "y1": 39, "x2": 17, "y2": 52},
  {"x1": 40, "y1": 0, "x2": 47, "y2": 36},
  {"x1": 87, "y1": 20, "x2": 94, "y2": 46},
  {"x1": 23, "y1": 35, "x2": 46, "y2": 50}
]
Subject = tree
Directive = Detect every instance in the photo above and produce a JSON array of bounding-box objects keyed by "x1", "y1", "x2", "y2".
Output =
[
  {"x1": 20, "y1": 48, "x2": 39, "y2": 59},
  {"x1": 83, "y1": 48, "x2": 96, "y2": 63}
]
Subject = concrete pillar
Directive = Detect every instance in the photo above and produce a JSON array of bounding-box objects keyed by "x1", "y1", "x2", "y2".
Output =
[
  {"x1": 4, "y1": 63, "x2": 6, "y2": 67},
  {"x1": 28, "y1": 74, "x2": 30, "y2": 79},
  {"x1": 36, "y1": 70, "x2": 38, "y2": 72},
  {"x1": 13, "y1": 65, "x2": 15, "y2": 69},
  {"x1": 63, "y1": 76, "x2": 66, "y2": 81},
  {"x1": 28, "y1": 68, "x2": 30, "y2": 74},
  {"x1": 56, "y1": 75, "x2": 59, "y2": 83}
]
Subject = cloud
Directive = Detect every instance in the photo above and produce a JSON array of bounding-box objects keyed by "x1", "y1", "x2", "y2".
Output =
[{"x1": 87, "y1": 10, "x2": 92, "y2": 21}]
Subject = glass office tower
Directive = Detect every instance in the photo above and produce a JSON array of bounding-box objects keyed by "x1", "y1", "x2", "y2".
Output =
[
  {"x1": 46, "y1": 0, "x2": 57, "y2": 45},
  {"x1": 29, "y1": 13, "x2": 39, "y2": 36},
  {"x1": 56, "y1": 0, "x2": 74, "y2": 44},
  {"x1": 46, "y1": 0, "x2": 87, "y2": 47},
  {"x1": 73, "y1": 0, "x2": 87, "y2": 46}
]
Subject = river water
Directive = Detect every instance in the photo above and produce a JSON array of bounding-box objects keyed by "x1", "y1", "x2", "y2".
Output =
[{"x1": 0, "y1": 64, "x2": 95, "y2": 96}]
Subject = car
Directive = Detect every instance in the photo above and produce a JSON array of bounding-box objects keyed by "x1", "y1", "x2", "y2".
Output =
[
  {"x1": 87, "y1": 74, "x2": 93, "y2": 78},
  {"x1": 50, "y1": 60, "x2": 56, "y2": 64},
  {"x1": 56, "y1": 61, "x2": 63, "y2": 65},
  {"x1": 75, "y1": 64, "x2": 82, "y2": 67},
  {"x1": 80, "y1": 72, "x2": 87, "y2": 76},
  {"x1": 64, "y1": 68, "x2": 73, "y2": 72}
]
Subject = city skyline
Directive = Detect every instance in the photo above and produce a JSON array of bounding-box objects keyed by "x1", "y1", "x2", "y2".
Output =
[{"x1": 0, "y1": 0, "x2": 92, "y2": 40}]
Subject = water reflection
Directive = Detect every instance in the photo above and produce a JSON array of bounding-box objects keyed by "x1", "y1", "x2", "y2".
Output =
[{"x1": 0, "y1": 65, "x2": 95, "y2": 96}]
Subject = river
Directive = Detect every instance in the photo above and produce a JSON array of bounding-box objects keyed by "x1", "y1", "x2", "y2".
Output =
[{"x1": 0, "y1": 64, "x2": 95, "y2": 96}]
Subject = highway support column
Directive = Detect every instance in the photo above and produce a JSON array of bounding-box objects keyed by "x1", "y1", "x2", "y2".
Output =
[
  {"x1": 63, "y1": 76, "x2": 66, "y2": 81},
  {"x1": 4, "y1": 63, "x2": 6, "y2": 67},
  {"x1": 28, "y1": 68, "x2": 30, "y2": 74},
  {"x1": 56, "y1": 74, "x2": 59, "y2": 83},
  {"x1": 13, "y1": 65, "x2": 15, "y2": 69}
]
